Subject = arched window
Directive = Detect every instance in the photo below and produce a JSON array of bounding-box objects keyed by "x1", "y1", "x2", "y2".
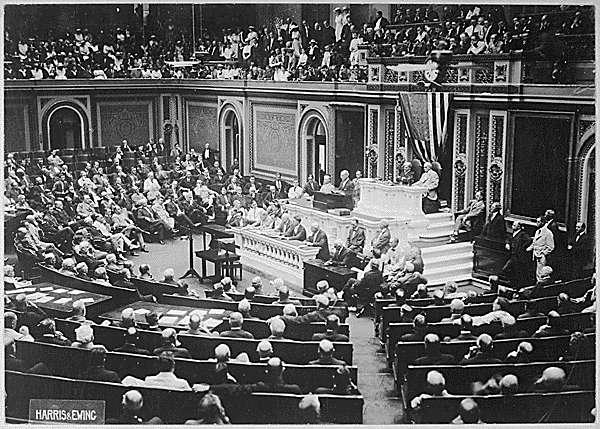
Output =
[
  {"x1": 224, "y1": 110, "x2": 241, "y2": 173},
  {"x1": 306, "y1": 117, "x2": 326, "y2": 185},
  {"x1": 49, "y1": 107, "x2": 83, "y2": 150}
]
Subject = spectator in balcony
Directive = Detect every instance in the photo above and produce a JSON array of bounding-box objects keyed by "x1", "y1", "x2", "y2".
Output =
[
  {"x1": 486, "y1": 33, "x2": 504, "y2": 53},
  {"x1": 373, "y1": 10, "x2": 390, "y2": 32},
  {"x1": 467, "y1": 34, "x2": 486, "y2": 55}
]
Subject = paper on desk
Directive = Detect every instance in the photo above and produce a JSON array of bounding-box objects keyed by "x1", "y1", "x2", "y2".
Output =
[
  {"x1": 167, "y1": 309, "x2": 187, "y2": 316},
  {"x1": 5, "y1": 289, "x2": 21, "y2": 295},
  {"x1": 190, "y1": 309, "x2": 207, "y2": 317},
  {"x1": 78, "y1": 298, "x2": 95, "y2": 303},
  {"x1": 134, "y1": 308, "x2": 150, "y2": 315},
  {"x1": 54, "y1": 298, "x2": 72, "y2": 305},
  {"x1": 350, "y1": 267, "x2": 365, "y2": 280},
  {"x1": 209, "y1": 309, "x2": 225, "y2": 315},
  {"x1": 15, "y1": 287, "x2": 36, "y2": 293},
  {"x1": 25, "y1": 292, "x2": 46, "y2": 301},
  {"x1": 35, "y1": 296, "x2": 55, "y2": 304},
  {"x1": 68, "y1": 290, "x2": 85, "y2": 295},
  {"x1": 158, "y1": 316, "x2": 178, "y2": 325},
  {"x1": 204, "y1": 318, "x2": 221, "y2": 328},
  {"x1": 53, "y1": 288, "x2": 68, "y2": 294},
  {"x1": 39, "y1": 286, "x2": 54, "y2": 292},
  {"x1": 178, "y1": 316, "x2": 191, "y2": 326}
]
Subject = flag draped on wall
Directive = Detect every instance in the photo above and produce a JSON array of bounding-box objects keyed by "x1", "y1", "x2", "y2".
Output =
[{"x1": 399, "y1": 92, "x2": 453, "y2": 163}]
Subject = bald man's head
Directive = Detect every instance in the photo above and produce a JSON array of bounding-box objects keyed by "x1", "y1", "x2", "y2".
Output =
[
  {"x1": 476, "y1": 334, "x2": 493, "y2": 354},
  {"x1": 458, "y1": 398, "x2": 481, "y2": 423},
  {"x1": 122, "y1": 390, "x2": 144, "y2": 412},
  {"x1": 426, "y1": 370, "x2": 446, "y2": 395},
  {"x1": 500, "y1": 374, "x2": 519, "y2": 395}
]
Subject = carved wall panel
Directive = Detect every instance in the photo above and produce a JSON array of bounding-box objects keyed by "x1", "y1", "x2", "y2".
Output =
[
  {"x1": 252, "y1": 104, "x2": 297, "y2": 176},
  {"x1": 5, "y1": 104, "x2": 29, "y2": 152},
  {"x1": 453, "y1": 112, "x2": 469, "y2": 211},
  {"x1": 97, "y1": 102, "x2": 152, "y2": 147},
  {"x1": 187, "y1": 103, "x2": 218, "y2": 151}
]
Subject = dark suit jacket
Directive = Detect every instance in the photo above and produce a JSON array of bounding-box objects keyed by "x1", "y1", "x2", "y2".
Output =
[
  {"x1": 451, "y1": 331, "x2": 478, "y2": 342},
  {"x1": 255, "y1": 381, "x2": 302, "y2": 394},
  {"x1": 303, "y1": 181, "x2": 318, "y2": 196},
  {"x1": 285, "y1": 224, "x2": 307, "y2": 241},
  {"x1": 568, "y1": 231, "x2": 589, "y2": 260},
  {"x1": 309, "y1": 356, "x2": 346, "y2": 366},
  {"x1": 114, "y1": 343, "x2": 151, "y2": 355},
  {"x1": 330, "y1": 246, "x2": 352, "y2": 267},
  {"x1": 508, "y1": 230, "x2": 533, "y2": 264},
  {"x1": 6, "y1": 356, "x2": 28, "y2": 372},
  {"x1": 372, "y1": 227, "x2": 391, "y2": 255},
  {"x1": 220, "y1": 329, "x2": 254, "y2": 339},
  {"x1": 84, "y1": 366, "x2": 122, "y2": 383},
  {"x1": 312, "y1": 331, "x2": 350, "y2": 342},
  {"x1": 337, "y1": 178, "x2": 355, "y2": 194},
  {"x1": 346, "y1": 227, "x2": 366, "y2": 252},
  {"x1": 153, "y1": 344, "x2": 192, "y2": 359},
  {"x1": 459, "y1": 352, "x2": 503, "y2": 365},
  {"x1": 494, "y1": 330, "x2": 529, "y2": 340},
  {"x1": 308, "y1": 229, "x2": 330, "y2": 261},
  {"x1": 482, "y1": 213, "x2": 506, "y2": 239},
  {"x1": 414, "y1": 353, "x2": 456, "y2": 366}
]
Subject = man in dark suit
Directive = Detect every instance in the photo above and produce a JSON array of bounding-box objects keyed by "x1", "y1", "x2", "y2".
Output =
[
  {"x1": 114, "y1": 327, "x2": 151, "y2": 355},
  {"x1": 400, "y1": 314, "x2": 428, "y2": 342},
  {"x1": 502, "y1": 221, "x2": 533, "y2": 288},
  {"x1": 106, "y1": 390, "x2": 164, "y2": 424},
  {"x1": 567, "y1": 221, "x2": 589, "y2": 279},
  {"x1": 135, "y1": 200, "x2": 165, "y2": 244},
  {"x1": 371, "y1": 220, "x2": 391, "y2": 255},
  {"x1": 273, "y1": 172, "x2": 288, "y2": 199},
  {"x1": 341, "y1": 259, "x2": 383, "y2": 312},
  {"x1": 83, "y1": 346, "x2": 122, "y2": 383},
  {"x1": 372, "y1": 10, "x2": 390, "y2": 31},
  {"x1": 219, "y1": 312, "x2": 255, "y2": 339},
  {"x1": 303, "y1": 174, "x2": 319, "y2": 196},
  {"x1": 326, "y1": 239, "x2": 353, "y2": 267},
  {"x1": 414, "y1": 333, "x2": 456, "y2": 365},
  {"x1": 255, "y1": 357, "x2": 303, "y2": 393},
  {"x1": 279, "y1": 294, "x2": 332, "y2": 324},
  {"x1": 283, "y1": 215, "x2": 307, "y2": 241},
  {"x1": 153, "y1": 328, "x2": 192, "y2": 358},
  {"x1": 312, "y1": 315, "x2": 349, "y2": 342},
  {"x1": 451, "y1": 315, "x2": 478, "y2": 342},
  {"x1": 309, "y1": 340, "x2": 347, "y2": 366},
  {"x1": 336, "y1": 170, "x2": 355, "y2": 195},
  {"x1": 482, "y1": 202, "x2": 506, "y2": 240},
  {"x1": 305, "y1": 222, "x2": 330, "y2": 261},
  {"x1": 459, "y1": 334, "x2": 503, "y2": 364},
  {"x1": 494, "y1": 317, "x2": 528, "y2": 340},
  {"x1": 201, "y1": 143, "x2": 215, "y2": 169},
  {"x1": 4, "y1": 337, "x2": 50, "y2": 374},
  {"x1": 346, "y1": 219, "x2": 366, "y2": 254},
  {"x1": 36, "y1": 318, "x2": 72, "y2": 346}
]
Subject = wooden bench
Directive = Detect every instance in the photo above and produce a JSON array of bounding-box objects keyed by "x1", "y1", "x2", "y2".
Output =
[
  {"x1": 410, "y1": 391, "x2": 595, "y2": 424},
  {"x1": 5, "y1": 370, "x2": 364, "y2": 424},
  {"x1": 405, "y1": 360, "x2": 596, "y2": 402},
  {"x1": 130, "y1": 277, "x2": 180, "y2": 301},
  {"x1": 16, "y1": 340, "x2": 359, "y2": 393}
]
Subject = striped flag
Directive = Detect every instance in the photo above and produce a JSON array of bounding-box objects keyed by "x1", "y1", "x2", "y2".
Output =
[{"x1": 399, "y1": 92, "x2": 452, "y2": 163}]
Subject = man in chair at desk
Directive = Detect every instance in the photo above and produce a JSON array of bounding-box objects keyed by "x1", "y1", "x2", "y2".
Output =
[
  {"x1": 346, "y1": 219, "x2": 365, "y2": 254},
  {"x1": 305, "y1": 222, "x2": 330, "y2": 261},
  {"x1": 336, "y1": 170, "x2": 355, "y2": 195},
  {"x1": 326, "y1": 239, "x2": 353, "y2": 267},
  {"x1": 282, "y1": 215, "x2": 307, "y2": 241}
]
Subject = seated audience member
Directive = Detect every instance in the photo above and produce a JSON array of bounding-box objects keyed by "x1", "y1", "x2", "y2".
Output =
[
  {"x1": 316, "y1": 365, "x2": 360, "y2": 395},
  {"x1": 298, "y1": 394, "x2": 322, "y2": 424},
  {"x1": 450, "y1": 315, "x2": 478, "y2": 342},
  {"x1": 4, "y1": 264, "x2": 32, "y2": 289},
  {"x1": 459, "y1": 334, "x2": 502, "y2": 364},
  {"x1": 212, "y1": 281, "x2": 234, "y2": 301},
  {"x1": 256, "y1": 340, "x2": 274, "y2": 363},
  {"x1": 504, "y1": 341, "x2": 535, "y2": 364},
  {"x1": 279, "y1": 294, "x2": 332, "y2": 324},
  {"x1": 283, "y1": 303, "x2": 298, "y2": 317},
  {"x1": 59, "y1": 258, "x2": 78, "y2": 276},
  {"x1": 400, "y1": 314, "x2": 428, "y2": 342},
  {"x1": 268, "y1": 318, "x2": 287, "y2": 340},
  {"x1": 82, "y1": 346, "x2": 121, "y2": 383},
  {"x1": 4, "y1": 336, "x2": 50, "y2": 374},
  {"x1": 529, "y1": 366, "x2": 580, "y2": 393},
  {"x1": 517, "y1": 300, "x2": 544, "y2": 319},
  {"x1": 106, "y1": 390, "x2": 163, "y2": 424},
  {"x1": 414, "y1": 333, "x2": 455, "y2": 365},
  {"x1": 153, "y1": 328, "x2": 192, "y2": 358},
  {"x1": 520, "y1": 266, "x2": 554, "y2": 299},
  {"x1": 220, "y1": 312, "x2": 254, "y2": 339},
  {"x1": 472, "y1": 373, "x2": 502, "y2": 396},
  {"x1": 4, "y1": 312, "x2": 23, "y2": 341},
  {"x1": 327, "y1": 239, "x2": 353, "y2": 267},
  {"x1": 161, "y1": 268, "x2": 181, "y2": 286},
  {"x1": 494, "y1": 317, "x2": 528, "y2": 340},
  {"x1": 448, "y1": 190, "x2": 485, "y2": 243},
  {"x1": 138, "y1": 264, "x2": 153, "y2": 280},
  {"x1": 184, "y1": 314, "x2": 213, "y2": 336},
  {"x1": 144, "y1": 351, "x2": 192, "y2": 391},
  {"x1": 7, "y1": 293, "x2": 48, "y2": 330},
  {"x1": 220, "y1": 276, "x2": 238, "y2": 294},
  {"x1": 275, "y1": 285, "x2": 301, "y2": 306},
  {"x1": 37, "y1": 318, "x2": 72, "y2": 346},
  {"x1": 114, "y1": 327, "x2": 150, "y2": 355},
  {"x1": 108, "y1": 307, "x2": 136, "y2": 328},
  {"x1": 144, "y1": 311, "x2": 161, "y2": 331},
  {"x1": 500, "y1": 374, "x2": 519, "y2": 395},
  {"x1": 431, "y1": 290, "x2": 445, "y2": 306},
  {"x1": 471, "y1": 297, "x2": 515, "y2": 326},
  {"x1": 185, "y1": 392, "x2": 230, "y2": 425},
  {"x1": 75, "y1": 262, "x2": 93, "y2": 280},
  {"x1": 250, "y1": 276, "x2": 264, "y2": 295},
  {"x1": 390, "y1": 262, "x2": 428, "y2": 298},
  {"x1": 255, "y1": 357, "x2": 302, "y2": 394},
  {"x1": 556, "y1": 292, "x2": 579, "y2": 315},
  {"x1": 238, "y1": 299, "x2": 255, "y2": 319},
  {"x1": 309, "y1": 340, "x2": 346, "y2": 366},
  {"x1": 66, "y1": 300, "x2": 92, "y2": 323},
  {"x1": 559, "y1": 331, "x2": 590, "y2": 361},
  {"x1": 443, "y1": 281, "x2": 467, "y2": 300},
  {"x1": 532, "y1": 310, "x2": 570, "y2": 338},
  {"x1": 244, "y1": 286, "x2": 256, "y2": 301},
  {"x1": 17, "y1": 327, "x2": 33, "y2": 342},
  {"x1": 410, "y1": 370, "x2": 451, "y2": 411},
  {"x1": 312, "y1": 314, "x2": 349, "y2": 342},
  {"x1": 71, "y1": 324, "x2": 96, "y2": 350},
  {"x1": 411, "y1": 283, "x2": 430, "y2": 300},
  {"x1": 451, "y1": 398, "x2": 484, "y2": 424},
  {"x1": 440, "y1": 299, "x2": 464, "y2": 323}
]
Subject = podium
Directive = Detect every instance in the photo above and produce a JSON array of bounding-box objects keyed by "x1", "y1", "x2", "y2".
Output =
[{"x1": 312, "y1": 191, "x2": 354, "y2": 211}]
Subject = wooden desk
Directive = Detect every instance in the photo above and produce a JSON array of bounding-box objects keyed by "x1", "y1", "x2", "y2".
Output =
[
  {"x1": 5, "y1": 282, "x2": 112, "y2": 319},
  {"x1": 195, "y1": 248, "x2": 241, "y2": 283},
  {"x1": 472, "y1": 235, "x2": 511, "y2": 281},
  {"x1": 313, "y1": 191, "x2": 354, "y2": 211},
  {"x1": 98, "y1": 300, "x2": 231, "y2": 330},
  {"x1": 304, "y1": 259, "x2": 357, "y2": 296},
  {"x1": 198, "y1": 222, "x2": 235, "y2": 250}
]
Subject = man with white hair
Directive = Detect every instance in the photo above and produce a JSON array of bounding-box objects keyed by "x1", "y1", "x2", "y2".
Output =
[
  {"x1": 319, "y1": 174, "x2": 335, "y2": 194},
  {"x1": 413, "y1": 161, "x2": 440, "y2": 213},
  {"x1": 71, "y1": 324, "x2": 96, "y2": 350},
  {"x1": 305, "y1": 222, "x2": 330, "y2": 261},
  {"x1": 66, "y1": 300, "x2": 92, "y2": 323},
  {"x1": 268, "y1": 318, "x2": 287, "y2": 340},
  {"x1": 410, "y1": 370, "x2": 451, "y2": 411},
  {"x1": 299, "y1": 394, "x2": 321, "y2": 424},
  {"x1": 58, "y1": 258, "x2": 77, "y2": 276},
  {"x1": 161, "y1": 268, "x2": 181, "y2": 286},
  {"x1": 326, "y1": 239, "x2": 352, "y2": 267},
  {"x1": 336, "y1": 170, "x2": 355, "y2": 195},
  {"x1": 371, "y1": 219, "x2": 391, "y2": 256},
  {"x1": 113, "y1": 308, "x2": 137, "y2": 329},
  {"x1": 106, "y1": 390, "x2": 163, "y2": 424}
]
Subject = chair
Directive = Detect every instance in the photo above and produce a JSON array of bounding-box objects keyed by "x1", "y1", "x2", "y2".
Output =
[
  {"x1": 14, "y1": 245, "x2": 41, "y2": 280},
  {"x1": 229, "y1": 260, "x2": 243, "y2": 281}
]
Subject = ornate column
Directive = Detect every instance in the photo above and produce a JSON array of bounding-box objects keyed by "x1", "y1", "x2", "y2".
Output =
[
  {"x1": 366, "y1": 106, "x2": 379, "y2": 178},
  {"x1": 452, "y1": 111, "x2": 469, "y2": 212},
  {"x1": 487, "y1": 112, "x2": 508, "y2": 209}
]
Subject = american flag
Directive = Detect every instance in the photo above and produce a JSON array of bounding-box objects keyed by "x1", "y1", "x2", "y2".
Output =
[{"x1": 399, "y1": 92, "x2": 453, "y2": 163}]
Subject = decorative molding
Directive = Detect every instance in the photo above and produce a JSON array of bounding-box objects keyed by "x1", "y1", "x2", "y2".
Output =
[
  {"x1": 384, "y1": 109, "x2": 395, "y2": 180},
  {"x1": 96, "y1": 101, "x2": 153, "y2": 148},
  {"x1": 474, "y1": 114, "x2": 489, "y2": 197},
  {"x1": 367, "y1": 108, "x2": 379, "y2": 178},
  {"x1": 488, "y1": 114, "x2": 506, "y2": 205},
  {"x1": 453, "y1": 112, "x2": 469, "y2": 211}
]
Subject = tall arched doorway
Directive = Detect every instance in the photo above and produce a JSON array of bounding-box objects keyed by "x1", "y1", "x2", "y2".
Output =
[
  {"x1": 306, "y1": 117, "x2": 327, "y2": 185},
  {"x1": 224, "y1": 110, "x2": 241, "y2": 173},
  {"x1": 584, "y1": 147, "x2": 595, "y2": 252},
  {"x1": 49, "y1": 107, "x2": 83, "y2": 150}
]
